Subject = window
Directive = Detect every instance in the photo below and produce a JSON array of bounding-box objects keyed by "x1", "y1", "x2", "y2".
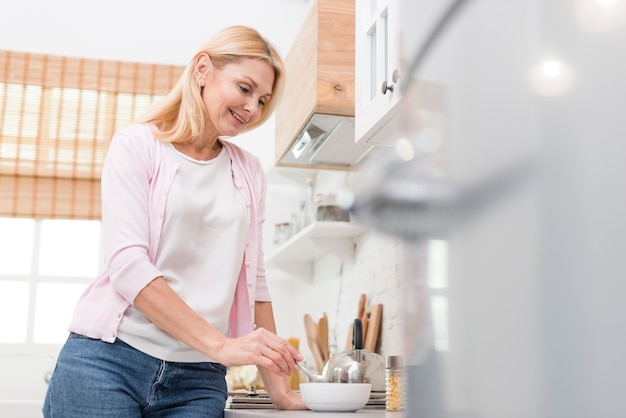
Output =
[
  {"x1": 0, "y1": 50, "x2": 184, "y2": 220},
  {"x1": 0, "y1": 50, "x2": 182, "y2": 359},
  {"x1": 0, "y1": 217, "x2": 101, "y2": 353}
]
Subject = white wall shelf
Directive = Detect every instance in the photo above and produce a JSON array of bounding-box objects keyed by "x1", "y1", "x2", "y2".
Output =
[{"x1": 265, "y1": 221, "x2": 367, "y2": 279}]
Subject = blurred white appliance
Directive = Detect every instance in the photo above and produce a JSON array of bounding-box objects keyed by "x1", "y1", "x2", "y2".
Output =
[{"x1": 349, "y1": 0, "x2": 626, "y2": 416}]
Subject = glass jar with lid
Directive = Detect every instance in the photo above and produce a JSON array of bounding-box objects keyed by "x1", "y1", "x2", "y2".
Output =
[{"x1": 385, "y1": 355, "x2": 406, "y2": 411}]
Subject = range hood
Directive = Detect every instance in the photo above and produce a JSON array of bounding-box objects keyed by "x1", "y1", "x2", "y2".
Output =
[
  {"x1": 279, "y1": 113, "x2": 375, "y2": 167},
  {"x1": 274, "y1": 0, "x2": 375, "y2": 170}
]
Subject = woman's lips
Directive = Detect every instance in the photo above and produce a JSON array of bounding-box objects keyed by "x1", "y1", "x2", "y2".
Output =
[{"x1": 229, "y1": 109, "x2": 246, "y2": 126}]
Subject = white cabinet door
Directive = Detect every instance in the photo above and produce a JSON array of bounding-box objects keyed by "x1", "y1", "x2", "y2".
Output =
[{"x1": 355, "y1": 0, "x2": 403, "y2": 146}]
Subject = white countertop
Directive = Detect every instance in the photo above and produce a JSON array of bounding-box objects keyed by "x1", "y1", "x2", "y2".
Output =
[{"x1": 225, "y1": 409, "x2": 401, "y2": 418}]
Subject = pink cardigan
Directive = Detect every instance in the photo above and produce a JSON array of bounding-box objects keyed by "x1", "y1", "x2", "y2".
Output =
[{"x1": 69, "y1": 124, "x2": 270, "y2": 343}]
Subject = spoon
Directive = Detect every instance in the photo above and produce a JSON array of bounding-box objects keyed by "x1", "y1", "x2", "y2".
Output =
[{"x1": 297, "y1": 362, "x2": 327, "y2": 383}]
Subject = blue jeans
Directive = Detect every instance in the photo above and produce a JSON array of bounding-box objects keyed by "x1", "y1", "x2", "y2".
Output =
[{"x1": 43, "y1": 333, "x2": 228, "y2": 417}]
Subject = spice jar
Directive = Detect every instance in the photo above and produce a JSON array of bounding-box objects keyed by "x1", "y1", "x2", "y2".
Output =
[
  {"x1": 385, "y1": 355, "x2": 405, "y2": 411},
  {"x1": 273, "y1": 222, "x2": 291, "y2": 245}
]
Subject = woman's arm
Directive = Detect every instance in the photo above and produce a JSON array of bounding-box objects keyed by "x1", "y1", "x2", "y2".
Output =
[
  {"x1": 133, "y1": 276, "x2": 300, "y2": 377},
  {"x1": 254, "y1": 301, "x2": 307, "y2": 410}
]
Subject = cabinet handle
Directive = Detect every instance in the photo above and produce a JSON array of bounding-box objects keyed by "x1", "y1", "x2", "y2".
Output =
[
  {"x1": 381, "y1": 80, "x2": 394, "y2": 95},
  {"x1": 381, "y1": 69, "x2": 400, "y2": 95}
]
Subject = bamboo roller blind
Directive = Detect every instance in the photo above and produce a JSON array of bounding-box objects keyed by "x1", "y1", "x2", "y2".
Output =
[{"x1": 0, "y1": 50, "x2": 184, "y2": 220}]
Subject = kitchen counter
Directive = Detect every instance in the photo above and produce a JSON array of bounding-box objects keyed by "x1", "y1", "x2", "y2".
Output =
[{"x1": 225, "y1": 409, "x2": 401, "y2": 418}]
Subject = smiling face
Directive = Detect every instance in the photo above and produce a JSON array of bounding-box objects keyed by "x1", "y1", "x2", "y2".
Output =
[{"x1": 196, "y1": 54, "x2": 275, "y2": 138}]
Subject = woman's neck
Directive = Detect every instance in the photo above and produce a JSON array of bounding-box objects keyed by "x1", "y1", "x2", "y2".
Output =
[{"x1": 173, "y1": 139, "x2": 223, "y2": 161}]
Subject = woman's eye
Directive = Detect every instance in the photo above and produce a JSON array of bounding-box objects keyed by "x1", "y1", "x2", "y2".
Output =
[
  {"x1": 258, "y1": 99, "x2": 266, "y2": 106},
  {"x1": 239, "y1": 85, "x2": 250, "y2": 94}
]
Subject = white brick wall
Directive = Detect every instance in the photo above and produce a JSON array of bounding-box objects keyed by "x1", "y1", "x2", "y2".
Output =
[{"x1": 268, "y1": 228, "x2": 407, "y2": 365}]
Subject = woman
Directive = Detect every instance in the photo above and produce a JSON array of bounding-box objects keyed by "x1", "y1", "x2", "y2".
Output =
[{"x1": 43, "y1": 26, "x2": 306, "y2": 417}]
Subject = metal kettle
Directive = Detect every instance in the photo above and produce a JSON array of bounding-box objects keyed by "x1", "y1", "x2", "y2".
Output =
[{"x1": 322, "y1": 318, "x2": 386, "y2": 391}]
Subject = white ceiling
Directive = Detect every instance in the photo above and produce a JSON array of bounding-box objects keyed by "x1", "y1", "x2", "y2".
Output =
[{"x1": 0, "y1": 0, "x2": 312, "y2": 65}]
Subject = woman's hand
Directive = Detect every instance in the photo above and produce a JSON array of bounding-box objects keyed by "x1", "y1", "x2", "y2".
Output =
[
  {"x1": 269, "y1": 387, "x2": 307, "y2": 410},
  {"x1": 256, "y1": 360, "x2": 308, "y2": 410},
  {"x1": 217, "y1": 327, "x2": 302, "y2": 376},
  {"x1": 248, "y1": 301, "x2": 308, "y2": 409}
]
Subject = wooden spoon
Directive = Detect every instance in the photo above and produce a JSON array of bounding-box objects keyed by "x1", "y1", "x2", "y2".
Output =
[
  {"x1": 357, "y1": 293, "x2": 367, "y2": 318},
  {"x1": 317, "y1": 313, "x2": 329, "y2": 363},
  {"x1": 304, "y1": 314, "x2": 324, "y2": 373}
]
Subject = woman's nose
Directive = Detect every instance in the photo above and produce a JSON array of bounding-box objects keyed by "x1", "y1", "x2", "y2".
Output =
[{"x1": 243, "y1": 98, "x2": 260, "y2": 116}]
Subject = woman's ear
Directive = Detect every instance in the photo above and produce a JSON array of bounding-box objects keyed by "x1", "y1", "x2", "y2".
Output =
[{"x1": 194, "y1": 52, "x2": 211, "y2": 87}]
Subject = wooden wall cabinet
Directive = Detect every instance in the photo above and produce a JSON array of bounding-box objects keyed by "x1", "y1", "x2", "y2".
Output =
[{"x1": 274, "y1": 0, "x2": 365, "y2": 170}]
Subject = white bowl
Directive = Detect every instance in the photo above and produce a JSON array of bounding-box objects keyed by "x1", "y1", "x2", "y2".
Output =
[{"x1": 300, "y1": 382, "x2": 371, "y2": 412}]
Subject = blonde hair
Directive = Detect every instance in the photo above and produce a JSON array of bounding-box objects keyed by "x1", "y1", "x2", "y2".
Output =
[{"x1": 137, "y1": 25, "x2": 286, "y2": 143}]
